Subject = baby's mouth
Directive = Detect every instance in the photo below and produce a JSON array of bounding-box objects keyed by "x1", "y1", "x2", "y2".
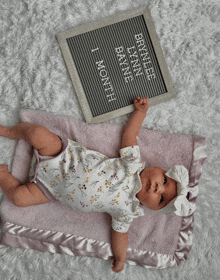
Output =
[{"x1": 146, "y1": 180, "x2": 150, "y2": 191}]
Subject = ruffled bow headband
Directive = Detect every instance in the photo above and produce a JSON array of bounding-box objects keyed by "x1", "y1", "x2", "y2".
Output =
[{"x1": 158, "y1": 165, "x2": 195, "y2": 216}]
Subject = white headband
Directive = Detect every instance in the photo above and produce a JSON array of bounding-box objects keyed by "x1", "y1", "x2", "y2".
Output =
[{"x1": 158, "y1": 165, "x2": 195, "y2": 216}]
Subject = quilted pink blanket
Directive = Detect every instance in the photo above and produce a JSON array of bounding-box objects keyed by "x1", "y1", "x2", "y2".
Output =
[{"x1": 0, "y1": 110, "x2": 207, "y2": 268}]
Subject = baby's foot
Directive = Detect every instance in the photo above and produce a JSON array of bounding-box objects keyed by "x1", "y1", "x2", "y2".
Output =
[
  {"x1": 0, "y1": 126, "x2": 10, "y2": 138},
  {"x1": 0, "y1": 164, "x2": 9, "y2": 173},
  {"x1": 0, "y1": 165, "x2": 10, "y2": 187}
]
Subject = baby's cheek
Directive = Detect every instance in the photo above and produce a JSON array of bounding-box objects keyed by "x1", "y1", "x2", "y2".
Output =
[{"x1": 144, "y1": 193, "x2": 160, "y2": 210}]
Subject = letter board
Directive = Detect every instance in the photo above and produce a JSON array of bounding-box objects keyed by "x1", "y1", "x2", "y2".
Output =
[{"x1": 57, "y1": 6, "x2": 176, "y2": 123}]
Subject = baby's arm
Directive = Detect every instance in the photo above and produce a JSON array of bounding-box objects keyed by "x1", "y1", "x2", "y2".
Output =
[
  {"x1": 111, "y1": 229, "x2": 128, "y2": 273},
  {"x1": 121, "y1": 97, "x2": 149, "y2": 149}
]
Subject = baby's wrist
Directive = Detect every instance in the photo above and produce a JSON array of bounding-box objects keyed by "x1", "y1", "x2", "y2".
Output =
[
  {"x1": 134, "y1": 109, "x2": 147, "y2": 119},
  {"x1": 136, "y1": 107, "x2": 148, "y2": 114}
]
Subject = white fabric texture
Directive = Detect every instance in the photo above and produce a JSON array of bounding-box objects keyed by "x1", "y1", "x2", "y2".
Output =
[
  {"x1": 158, "y1": 165, "x2": 195, "y2": 216},
  {"x1": 33, "y1": 139, "x2": 145, "y2": 233}
]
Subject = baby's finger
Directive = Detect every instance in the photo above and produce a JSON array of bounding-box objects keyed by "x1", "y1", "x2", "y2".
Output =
[
  {"x1": 138, "y1": 97, "x2": 143, "y2": 105},
  {"x1": 134, "y1": 97, "x2": 140, "y2": 104},
  {"x1": 143, "y1": 97, "x2": 148, "y2": 103},
  {"x1": 143, "y1": 97, "x2": 149, "y2": 105}
]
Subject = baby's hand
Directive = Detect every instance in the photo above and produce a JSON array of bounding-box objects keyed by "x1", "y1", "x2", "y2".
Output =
[
  {"x1": 134, "y1": 96, "x2": 149, "y2": 115},
  {"x1": 111, "y1": 259, "x2": 125, "y2": 273}
]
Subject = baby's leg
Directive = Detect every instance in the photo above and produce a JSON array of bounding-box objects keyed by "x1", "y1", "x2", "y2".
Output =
[
  {"x1": 0, "y1": 164, "x2": 49, "y2": 207},
  {"x1": 0, "y1": 122, "x2": 60, "y2": 206},
  {"x1": 0, "y1": 122, "x2": 62, "y2": 156}
]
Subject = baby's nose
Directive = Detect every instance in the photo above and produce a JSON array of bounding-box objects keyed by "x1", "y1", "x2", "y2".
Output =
[{"x1": 155, "y1": 183, "x2": 164, "y2": 193}]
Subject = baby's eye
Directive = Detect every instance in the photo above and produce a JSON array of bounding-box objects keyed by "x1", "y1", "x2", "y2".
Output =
[
  {"x1": 160, "y1": 195, "x2": 164, "y2": 203},
  {"x1": 163, "y1": 176, "x2": 167, "y2": 185}
]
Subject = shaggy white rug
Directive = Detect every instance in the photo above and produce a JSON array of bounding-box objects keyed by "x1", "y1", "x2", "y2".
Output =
[{"x1": 0, "y1": 0, "x2": 220, "y2": 279}]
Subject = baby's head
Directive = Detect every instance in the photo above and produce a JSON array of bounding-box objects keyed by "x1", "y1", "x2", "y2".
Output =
[{"x1": 137, "y1": 165, "x2": 194, "y2": 216}]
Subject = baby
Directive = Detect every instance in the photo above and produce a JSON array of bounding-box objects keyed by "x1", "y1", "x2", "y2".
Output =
[{"x1": 0, "y1": 97, "x2": 194, "y2": 273}]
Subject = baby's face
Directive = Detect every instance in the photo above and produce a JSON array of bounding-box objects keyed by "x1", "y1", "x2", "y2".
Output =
[{"x1": 137, "y1": 166, "x2": 177, "y2": 210}]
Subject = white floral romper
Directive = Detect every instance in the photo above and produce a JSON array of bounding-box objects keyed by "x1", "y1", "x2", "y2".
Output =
[{"x1": 30, "y1": 137, "x2": 145, "y2": 233}]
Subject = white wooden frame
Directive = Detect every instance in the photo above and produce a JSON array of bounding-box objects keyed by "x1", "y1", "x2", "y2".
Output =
[{"x1": 56, "y1": 6, "x2": 176, "y2": 123}]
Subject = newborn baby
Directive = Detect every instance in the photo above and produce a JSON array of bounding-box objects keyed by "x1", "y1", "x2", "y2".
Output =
[{"x1": 0, "y1": 97, "x2": 194, "y2": 273}]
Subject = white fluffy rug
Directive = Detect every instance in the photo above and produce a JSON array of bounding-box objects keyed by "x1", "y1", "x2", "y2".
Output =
[{"x1": 0, "y1": 0, "x2": 220, "y2": 279}]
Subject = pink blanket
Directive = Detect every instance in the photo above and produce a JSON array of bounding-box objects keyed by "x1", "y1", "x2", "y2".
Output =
[{"x1": 0, "y1": 110, "x2": 207, "y2": 268}]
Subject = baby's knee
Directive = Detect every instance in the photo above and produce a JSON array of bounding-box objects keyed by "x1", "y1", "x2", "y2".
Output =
[
  {"x1": 13, "y1": 182, "x2": 50, "y2": 207},
  {"x1": 11, "y1": 185, "x2": 29, "y2": 207},
  {"x1": 27, "y1": 125, "x2": 57, "y2": 150},
  {"x1": 29, "y1": 125, "x2": 48, "y2": 141}
]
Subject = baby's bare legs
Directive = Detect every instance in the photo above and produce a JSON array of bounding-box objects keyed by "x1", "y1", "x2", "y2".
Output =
[
  {"x1": 0, "y1": 123, "x2": 62, "y2": 156},
  {"x1": 0, "y1": 123, "x2": 62, "y2": 206},
  {"x1": 0, "y1": 165, "x2": 50, "y2": 206}
]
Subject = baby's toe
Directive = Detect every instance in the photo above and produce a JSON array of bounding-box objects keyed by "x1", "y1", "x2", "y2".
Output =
[{"x1": 0, "y1": 164, "x2": 8, "y2": 172}]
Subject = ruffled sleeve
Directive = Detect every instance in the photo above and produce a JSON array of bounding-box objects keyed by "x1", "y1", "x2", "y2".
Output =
[
  {"x1": 112, "y1": 218, "x2": 133, "y2": 233},
  {"x1": 111, "y1": 169, "x2": 145, "y2": 233},
  {"x1": 119, "y1": 145, "x2": 145, "y2": 175},
  {"x1": 111, "y1": 203, "x2": 145, "y2": 233}
]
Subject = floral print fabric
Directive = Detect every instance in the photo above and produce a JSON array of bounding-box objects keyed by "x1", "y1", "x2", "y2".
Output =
[{"x1": 33, "y1": 139, "x2": 145, "y2": 233}]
